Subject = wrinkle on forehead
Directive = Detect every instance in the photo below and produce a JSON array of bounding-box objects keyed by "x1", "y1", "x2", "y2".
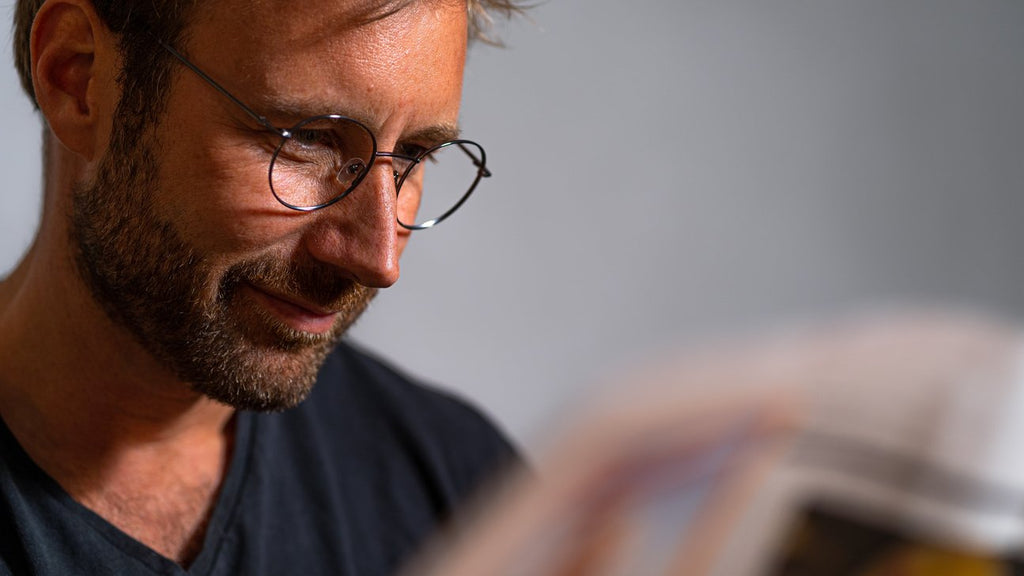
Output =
[
  {"x1": 253, "y1": 0, "x2": 419, "y2": 28},
  {"x1": 350, "y1": 0, "x2": 420, "y2": 26},
  {"x1": 196, "y1": 0, "x2": 466, "y2": 68},
  {"x1": 210, "y1": 0, "x2": 462, "y2": 41}
]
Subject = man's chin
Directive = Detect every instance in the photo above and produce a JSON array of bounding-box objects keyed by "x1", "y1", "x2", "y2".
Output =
[
  {"x1": 186, "y1": 339, "x2": 335, "y2": 412},
  {"x1": 170, "y1": 280, "x2": 374, "y2": 412},
  {"x1": 175, "y1": 282, "x2": 362, "y2": 412}
]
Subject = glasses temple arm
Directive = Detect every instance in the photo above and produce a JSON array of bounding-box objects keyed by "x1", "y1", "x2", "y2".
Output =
[
  {"x1": 152, "y1": 35, "x2": 284, "y2": 136},
  {"x1": 457, "y1": 142, "x2": 492, "y2": 178}
]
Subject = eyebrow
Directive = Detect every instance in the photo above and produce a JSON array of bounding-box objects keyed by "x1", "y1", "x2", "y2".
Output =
[
  {"x1": 260, "y1": 99, "x2": 461, "y2": 146},
  {"x1": 403, "y1": 124, "x2": 463, "y2": 146}
]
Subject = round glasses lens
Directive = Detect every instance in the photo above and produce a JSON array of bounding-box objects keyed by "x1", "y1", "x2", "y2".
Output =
[
  {"x1": 398, "y1": 141, "x2": 487, "y2": 229},
  {"x1": 269, "y1": 116, "x2": 376, "y2": 209}
]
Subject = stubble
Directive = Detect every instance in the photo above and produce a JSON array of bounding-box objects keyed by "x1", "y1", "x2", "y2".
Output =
[{"x1": 69, "y1": 120, "x2": 375, "y2": 412}]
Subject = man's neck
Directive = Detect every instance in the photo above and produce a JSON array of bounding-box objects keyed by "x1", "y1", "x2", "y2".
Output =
[{"x1": 0, "y1": 234, "x2": 235, "y2": 565}]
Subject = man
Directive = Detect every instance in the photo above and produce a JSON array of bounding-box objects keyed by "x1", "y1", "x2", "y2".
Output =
[{"x1": 0, "y1": 0, "x2": 523, "y2": 573}]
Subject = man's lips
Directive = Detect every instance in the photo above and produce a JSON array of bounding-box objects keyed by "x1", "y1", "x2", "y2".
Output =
[{"x1": 242, "y1": 283, "x2": 338, "y2": 334}]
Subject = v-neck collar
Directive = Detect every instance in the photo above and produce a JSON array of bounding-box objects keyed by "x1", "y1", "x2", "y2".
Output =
[{"x1": 0, "y1": 410, "x2": 256, "y2": 575}]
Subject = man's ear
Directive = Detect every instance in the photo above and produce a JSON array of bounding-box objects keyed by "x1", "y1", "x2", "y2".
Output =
[{"x1": 31, "y1": 0, "x2": 117, "y2": 161}]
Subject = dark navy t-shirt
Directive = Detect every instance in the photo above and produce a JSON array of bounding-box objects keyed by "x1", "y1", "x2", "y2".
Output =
[{"x1": 0, "y1": 341, "x2": 518, "y2": 575}]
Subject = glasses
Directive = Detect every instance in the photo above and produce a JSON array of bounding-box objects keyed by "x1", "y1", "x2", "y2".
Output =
[{"x1": 153, "y1": 37, "x2": 491, "y2": 230}]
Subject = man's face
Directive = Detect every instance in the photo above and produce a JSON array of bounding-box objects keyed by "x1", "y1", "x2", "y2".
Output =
[{"x1": 70, "y1": 0, "x2": 468, "y2": 410}]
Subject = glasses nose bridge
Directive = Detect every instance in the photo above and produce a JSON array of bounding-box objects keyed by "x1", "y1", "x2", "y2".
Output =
[
  {"x1": 342, "y1": 153, "x2": 410, "y2": 199},
  {"x1": 370, "y1": 151, "x2": 419, "y2": 193}
]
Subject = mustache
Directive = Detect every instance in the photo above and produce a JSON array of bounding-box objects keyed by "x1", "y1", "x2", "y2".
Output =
[{"x1": 220, "y1": 254, "x2": 376, "y2": 311}]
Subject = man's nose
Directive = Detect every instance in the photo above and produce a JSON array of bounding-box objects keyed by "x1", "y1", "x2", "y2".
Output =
[{"x1": 302, "y1": 163, "x2": 402, "y2": 288}]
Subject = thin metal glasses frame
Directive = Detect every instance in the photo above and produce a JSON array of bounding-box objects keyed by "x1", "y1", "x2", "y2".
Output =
[{"x1": 152, "y1": 36, "x2": 490, "y2": 230}]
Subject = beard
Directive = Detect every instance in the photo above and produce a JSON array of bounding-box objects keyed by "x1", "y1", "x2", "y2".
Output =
[{"x1": 68, "y1": 125, "x2": 376, "y2": 412}]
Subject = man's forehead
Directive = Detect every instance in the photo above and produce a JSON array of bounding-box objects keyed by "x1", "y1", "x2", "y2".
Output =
[
  {"x1": 184, "y1": 0, "x2": 468, "y2": 135},
  {"x1": 188, "y1": 0, "x2": 468, "y2": 71},
  {"x1": 320, "y1": 0, "x2": 420, "y2": 26},
  {"x1": 195, "y1": 0, "x2": 457, "y2": 34}
]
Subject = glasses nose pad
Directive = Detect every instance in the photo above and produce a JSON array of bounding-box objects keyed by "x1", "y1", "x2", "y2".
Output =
[{"x1": 336, "y1": 158, "x2": 367, "y2": 189}]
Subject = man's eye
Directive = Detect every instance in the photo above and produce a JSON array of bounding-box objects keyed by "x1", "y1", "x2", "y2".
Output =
[
  {"x1": 292, "y1": 129, "x2": 335, "y2": 148},
  {"x1": 397, "y1": 143, "x2": 431, "y2": 159}
]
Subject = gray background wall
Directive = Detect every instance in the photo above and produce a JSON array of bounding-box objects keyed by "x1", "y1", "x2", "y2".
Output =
[{"x1": 2, "y1": 1, "x2": 1022, "y2": 447}]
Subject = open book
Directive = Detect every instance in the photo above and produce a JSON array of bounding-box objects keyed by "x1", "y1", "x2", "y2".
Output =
[{"x1": 405, "y1": 309, "x2": 1024, "y2": 575}]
